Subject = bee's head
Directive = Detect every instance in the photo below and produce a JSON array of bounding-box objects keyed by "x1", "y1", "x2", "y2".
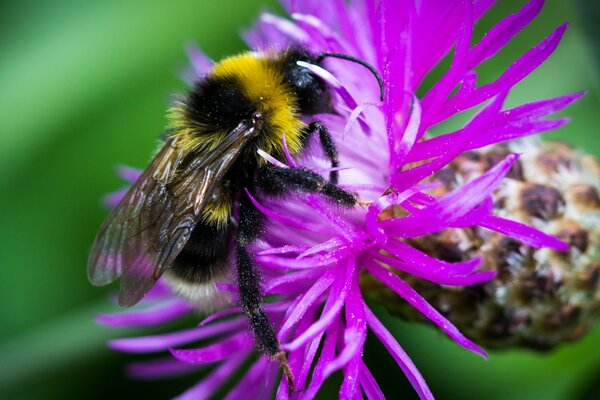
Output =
[
  {"x1": 280, "y1": 47, "x2": 335, "y2": 115},
  {"x1": 280, "y1": 47, "x2": 384, "y2": 116}
]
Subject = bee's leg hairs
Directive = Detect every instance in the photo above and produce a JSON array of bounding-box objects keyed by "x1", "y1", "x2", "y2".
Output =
[
  {"x1": 256, "y1": 165, "x2": 357, "y2": 207},
  {"x1": 235, "y1": 194, "x2": 295, "y2": 393},
  {"x1": 301, "y1": 121, "x2": 339, "y2": 184}
]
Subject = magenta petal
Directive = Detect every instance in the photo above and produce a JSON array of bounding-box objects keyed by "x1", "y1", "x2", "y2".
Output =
[
  {"x1": 225, "y1": 356, "x2": 277, "y2": 400},
  {"x1": 391, "y1": 94, "x2": 422, "y2": 172},
  {"x1": 97, "y1": 299, "x2": 193, "y2": 328},
  {"x1": 199, "y1": 307, "x2": 242, "y2": 326},
  {"x1": 102, "y1": 188, "x2": 127, "y2": 209},
  {"x1": 280, "y1": 302, "x2": 321, "y2": 389},
  {"x1": 359, "y1": 360, "x2": 385, "y2": 400},
  {"x1": 467, "y1": 0, "x2": 543, "y2": 68},
  {"x1": 338, "y1": 275, "x2": 367, "y2": 398},
  {"x1": 117, "y1": 165, "x2": 141, "y2": 183},
  {"x1": 441, "y1": 23, "x2": 568, "y2": 123},
  {"x1": 366, "y1": 259, "x2": 487, "y2": 357},
  {"x1": 383, "y1": 154, "x2": 518, "y2": 237},
  {"x1": 174, "y1": 352, "x2": 249, "y2": 400},
  {"x1": 372, "y1": 252, "x2": 494, "y2": 286},
  {"x1": 109, "y1": 318, "x2": 246, "y2": 353},
  {"x1": 382, "y1": 239, "x2": 483, "y2": 276},
  {"x1": 392, "y1": 92, "x2": 508, "y2": 190},
  {"x1": 480, "y1": 215, "x2": 569, "y2": 251},
  {"x1": 408, "y1": 92, "x2": 582, "y2": 162},
  {"x1": 339, "y1": 353, "x2": 361, "y2": 399},
  {"x1": 294, "y1": 324, "x2": 325, "y2": 392},
  {"x1": 170, "y1": 331, "x2": 253, "y2": 363},
  {"x1": 258, "y1": 245, "x2": 308, "y2": 256},
  {"x1": 283, "y1": 259, "x2": 355, "y2": 351},
  {"x1": 265, "y1": 267, "x2": 326, "y2": 295},
  {"x1": 365, "y1": 306, "x2": 434, "y2": 400},
  {"x1": 185, "y1": 42, "x2": 214, "y2": 78},
  {"x1": 292, "y1": 13, "x2": 348, "y2": 54},
  {"x1": 246, "y1": 190, "x2": 320, "y2": 232},
  {"x1": 300, "y1": 318, "x2": 343, "y2": 400},
  {"x1": 324, "y1": 272, "x2": 367, "y2": 377},
  {"x1": 127, "y1": 357, "x2": 203, "y2": 380}
]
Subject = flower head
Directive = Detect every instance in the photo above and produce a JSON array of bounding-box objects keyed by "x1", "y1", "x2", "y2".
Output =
[{"x1": 98, "y1": 1, "x2": 580, "y2": 398}]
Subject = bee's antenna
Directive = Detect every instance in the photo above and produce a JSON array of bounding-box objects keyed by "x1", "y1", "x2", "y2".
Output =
[{"x1": 316, "y1": 52, "x2": 385, "y2": 101}]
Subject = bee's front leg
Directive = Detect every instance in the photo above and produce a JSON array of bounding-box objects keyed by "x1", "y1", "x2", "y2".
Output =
[
  {"x1": 301, "y1": 121, "x2": 339, "y2": 184},
  {"x1": 256, "y1": 164, "x2": 357, "y2": 207}
]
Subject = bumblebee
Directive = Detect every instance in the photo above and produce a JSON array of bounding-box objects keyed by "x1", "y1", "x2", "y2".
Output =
[{"x1": 88, "y1": 46, "x2": 383, "y2": 390}]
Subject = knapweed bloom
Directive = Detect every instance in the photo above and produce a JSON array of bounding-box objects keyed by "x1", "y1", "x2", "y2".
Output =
[{"x1": 97, "y1": 0, "x2": 581, "y2": 398}]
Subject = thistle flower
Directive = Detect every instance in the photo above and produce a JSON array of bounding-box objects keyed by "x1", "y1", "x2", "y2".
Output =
[{"x1": 97, "y1": 1, "x2": 580, "y2": 398}]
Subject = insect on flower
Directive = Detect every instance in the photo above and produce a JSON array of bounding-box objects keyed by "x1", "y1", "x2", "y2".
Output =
[
  {"x1": 88, "y1": 46, "x2": 385, "y2": 391},
  {"x1": 94, "y1": 0, "x2": 583, "y2": 399}
]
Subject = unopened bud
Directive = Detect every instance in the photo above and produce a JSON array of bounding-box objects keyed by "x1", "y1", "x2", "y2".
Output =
[{"x1": 363, "y1": 138, "x2": 600, "y2": 350}]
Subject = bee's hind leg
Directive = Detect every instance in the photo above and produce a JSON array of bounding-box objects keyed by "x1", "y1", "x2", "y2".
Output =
[{"x1": 235, "y1": 193, "x2": 295, "y2": 393}]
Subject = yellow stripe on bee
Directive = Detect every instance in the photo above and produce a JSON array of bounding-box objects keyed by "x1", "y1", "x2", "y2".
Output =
[
  {"x1": 212, "y1": 52, "x2": 305, "y2": 157},
  {"x1": 201, "y1": 199, "x2": 232, "y2": 228}
]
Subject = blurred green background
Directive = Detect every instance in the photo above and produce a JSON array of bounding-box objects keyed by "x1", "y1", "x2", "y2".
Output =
[{"x1": 1, "y1": 0, "x2": 599, "y2": 399}]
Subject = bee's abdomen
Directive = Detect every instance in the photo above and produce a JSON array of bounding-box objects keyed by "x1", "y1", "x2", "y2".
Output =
[{"x1": 170, "y1": 218, "x2": 234, "y2": 284}]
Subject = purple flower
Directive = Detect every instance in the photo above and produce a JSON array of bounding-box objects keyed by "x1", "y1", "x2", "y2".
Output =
[{"x1": 97, "y1": 1, "x2": 581, "y2": 398}]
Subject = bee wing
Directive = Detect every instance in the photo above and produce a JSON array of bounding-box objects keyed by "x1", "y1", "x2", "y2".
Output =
[{"x1": 88, "y1": 119, "x2": 260, "y2": 307}]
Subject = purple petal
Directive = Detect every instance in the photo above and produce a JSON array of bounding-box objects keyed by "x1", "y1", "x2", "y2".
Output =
[
  {"x1": 258, "y1": 245, "x2": 308, "y2": 256},
  {"x1": 97, "y1": 299, "x2": 193, "y2": 328},
  {"x1": 258, "y1": 149, "x2": 289, "y2": 168},
  {"x1": 372, "y1": 251, "x2": 495, "y2": 287},
  {"x1": 291, "y1": 13, "x2": 348, "y2": 54},
  {"x1": 391, "y1": 94, "x2": 422, "y2": 172},
  {"x1": 246, "y1": 190, "x2": 321, "y2": 232},
  {"x1": 365, "y1": 306, "x2": 434, "y2": 400},
  {"x1": 282, "y1": 133, "x2": 298, "y2": 167},
  {"x1": 224, "y1": 356, "x2": 277, "y2": 400},
  {"x1": 480, "y1": 215, "x2": 569, "y2": 251},
  {"x1": 174, "y1": 352, "x2": 249, "y2": 400},
  {"x1": 109, "y1": 318, "x2": 246, "y2": 353},
  {"x1": 365, "y1": 259, "x2": 487, "y2": 357},
  {"x1": 431, "y1": 23, "x2": 567, "y2": 126},
  {"x1": 324, "y1": 271, "x2": 367, "y2": 377},
  {"x1": 298, "y1": 237, "x2": 344, "y2": 258},
  {"x1": 278, "y1": 271, "x2": 335, "y2": 343},
  {"x1": 383, "y1": 154, "x2": 518, "y2": 237},
  {"x1": 102, "y1": 188, "x2": 127, "y2": 209},
  {"x1": 337, "y1": 274, "x2": 367, "y2": 398},
  {"x1": 340, "y1": 353, "x2": 362, "y2": 399},
  {"x1": 392, "y1": 92, "x2": 508, "y2": 191},
  {"x1": 170, "y1": 331, "x2": 253, "y2": 363},
  {"x1": 408, "y1": 92, "x2": 583, "y2": 163},
  {"x1": 283, "y1": 259, "x2": 355, "y2": 351},
  {"x1": 300, "y1": 318, "x2": 343, "y2": 400},
  {"x1": 382, "y1": 238, "x2": 483, "y2": 276},
  {"x1": 127, "y1": 357, "x2": 203, "y2": 380},
  {"x1": 265, "y1": 267, "x2": 326, "y2": 295},
  {"x1": 185, "y1": 42, "x2": 214, "y2": 78},
  {"x1": 359, "y1": 360, "x2": 385, "y2": 400},
  {"x1": 467, "y1": 0, "x2": 543, "y2": 68},
  {"x1": 117, "y1": 165, "x2": 141, "y2": 183},
  {"x1": 293, "y1": 318, "x2": 326, "y2": 392}
]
